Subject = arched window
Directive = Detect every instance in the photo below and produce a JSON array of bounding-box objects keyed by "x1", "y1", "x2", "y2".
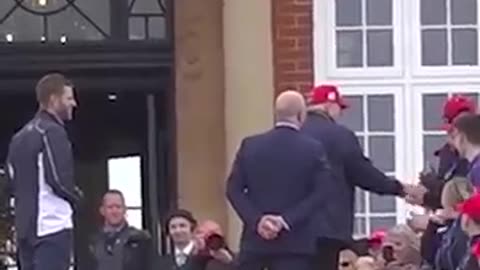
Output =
[{"x1": 0, "y1": 0, "x2": 168, "y2": 43}]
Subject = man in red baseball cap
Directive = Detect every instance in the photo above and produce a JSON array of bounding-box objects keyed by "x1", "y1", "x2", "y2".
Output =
[
  {"x1": 457, "y1": 193, "x2": 480, "y2": 270},
  {"x1": 301, "y1": 84, "x2": 418, "y2": 270},
  {"x1": 417, "y1": 95, "x2": 475, "y2": 210},
  {"x1": 442, "y1": 95, "x2": 476, "y2": 131},
  {"x1": 306, "y1": 84, "x2": 348, "y2": 121}
]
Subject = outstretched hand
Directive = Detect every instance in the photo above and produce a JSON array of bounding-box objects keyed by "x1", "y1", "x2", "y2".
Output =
[{"x1": 403, "y1": 184, "x2": 428, "y2": 206}]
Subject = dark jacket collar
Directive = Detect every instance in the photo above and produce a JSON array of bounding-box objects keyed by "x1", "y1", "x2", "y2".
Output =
[
  {"x1": 37, "y1": 109, "x2": 64, "y2": 126},
  {"x1": 307, "y1": 110, "x2": 335, "y2": 122}
]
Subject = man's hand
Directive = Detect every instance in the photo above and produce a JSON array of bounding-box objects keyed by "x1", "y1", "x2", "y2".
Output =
[
  {"x1": 256, "y1": 215, "x2": 290, "y2": 240},
  {"x1": 209, "y1": 248, "x2": 233, "y2": 264},
  {"x1": 407, "y1": 214, "x2": 429, "y2": 232},
  {"x1": 403, "y1": 184, "x2": 427, "y2": 205}
]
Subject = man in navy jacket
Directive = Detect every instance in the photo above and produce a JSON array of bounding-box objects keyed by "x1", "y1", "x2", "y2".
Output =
[
  {"x1": 7, "y1": 74, "x2": 82, "y2": 270},
  {"x1": 226, "y1": 91, "x2": 334, "y2": 270},
  {"x1": 301, "y1": 85, "x2": 413, "y2": 270}
]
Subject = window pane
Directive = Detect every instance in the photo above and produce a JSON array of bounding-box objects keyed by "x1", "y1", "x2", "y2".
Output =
[
  {"x1": 336, "y1": 0, "x2": 362, "y2": 26},
  {"x1": 368, "y1": 136, "x2": 395, "y2": 172},
  {"x1": 127, "y1": 209, "x2": 143, "y2": 229},
  {"x1": 131, "y1": 0, "x2": 164, "y2": 14},
  {"x1": 48, "y1": 7, "x2": 105, "y2": 41},
  {"x1": 370, "y1": 193, "x2": 396, "y2": 212},
  {"x1": 75, "y1": 0, "x2": 111, "y2": 35},
  {"x1": 370, "y1": 217, "x2": 397, "y2": 233},
  {"x1": 148, "y1": 17, "x2": 166, "y2": 39},
  {"x1": 366, "y1": 0, "x2": 392, "y2": 25},
  {"x1": 452, "y1": 29, "x2": 478, "y2": 65},
  {"x1": 367, "y1": 30, "x2": 393, "y2": 66},
  {"x1": 422, "y1": 29, "x2": 448, "y2": 66},
  {"x1": 367, "y1": 95, "x2": 394, "y2": 132},
  {"x1": 421, "y1": 0, "x2": 447, "y2": 25},
  {"x1": 129, "y1": 17, "x2": 146, "y2": 40},
  {"x1": 0, "y1": 9, "x2": 43, "y2": 42},
  {"x1": 354, "y1": 217, "x2": 366, "y2": 235},
  {"x1": 21, "y1": 0, "x2": 69, "y2": 13},
  {"x1": 0, "y1": 1, "x2": 15, "y2": 19},
  {"x1": 355, "y1": 188, "x2": 365, "y2": 212},
  {"x1": 337, "y1": 30, "x2": 363, "y2": 67},
  {"x1": 424, "y1": 135, "x2": 447, "y2": 165},
  {"x1": 423, "y1": 94, "x2": 448, "y2": 131},
  {"x1": 338, "y1": 95, "x2": 364, "y2": 132},
  {"x1": 108, "y1": 156, "x2": 142, "y2": 207},
  {"x1": 451, "y1": 0, "x2": 477, "y2": 25}
]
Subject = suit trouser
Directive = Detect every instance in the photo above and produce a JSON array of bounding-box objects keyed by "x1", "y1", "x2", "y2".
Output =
[
  {"x1": 17, "y1": 229, "x2": 72, "y2": 270},
  {"x1": 315, "y1": 238, "x2": 346, "y2": 270},
  {"x1": 237, "y1": 252, "x2": 314, "y2": 270}
]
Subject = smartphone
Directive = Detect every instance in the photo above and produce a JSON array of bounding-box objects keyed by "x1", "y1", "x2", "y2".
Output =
[{"x1": 382, "y1": 246, "x2": 394, "y2": 263}]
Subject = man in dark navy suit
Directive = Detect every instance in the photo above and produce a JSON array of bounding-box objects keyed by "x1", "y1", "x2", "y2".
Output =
[
  {"x1": 226, "y1": 90, "x2": 334, "y2": 270},
  {"x1": 301, "y1": 85, "x2": 418, "y2": 270}
]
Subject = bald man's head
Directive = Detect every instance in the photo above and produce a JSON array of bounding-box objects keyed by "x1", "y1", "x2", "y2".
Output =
[{"x1": 274, "y1": 90, "x2": 306, "y2": 126}]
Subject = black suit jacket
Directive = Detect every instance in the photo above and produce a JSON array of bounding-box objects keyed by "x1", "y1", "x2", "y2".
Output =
[
  {"x1": 226, "y1": 125, "x2": 334, "y2": 255},
  {"x1": 158, "y1": 254, "x2": 234, "y2": 270},
  {"x1": 301, "y1": 112, "x2": 404, "y2": 241}
]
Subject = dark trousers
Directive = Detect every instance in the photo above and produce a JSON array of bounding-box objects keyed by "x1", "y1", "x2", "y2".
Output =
[
  {"x1": 237, "y1": 252, "x2": 314, "y2": 270},
  {"x1": 17, "y1": 229, "x2": 72, "y2": 270},
  {"x1": 315, "y1": 238, "x2": 345, "y2": 270}
]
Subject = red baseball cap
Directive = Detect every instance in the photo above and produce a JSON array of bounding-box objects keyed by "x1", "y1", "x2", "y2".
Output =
[
  {"x1": 457, "y1": 193, "x2": 480, "y2": 220},
  {"x1": 309, "y1": 85, "x2": 348, "y2": 109},
  {"x1": 441, "y1": 95, "x2": 476, "y2": 130},
  {"x1": 367, "y1": 230, "x2": 386, "y2": 246}
]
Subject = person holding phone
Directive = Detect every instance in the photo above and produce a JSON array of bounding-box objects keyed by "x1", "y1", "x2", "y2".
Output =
[{"x1": 378, "y1": 225, "x2": 422, "y2": 270}]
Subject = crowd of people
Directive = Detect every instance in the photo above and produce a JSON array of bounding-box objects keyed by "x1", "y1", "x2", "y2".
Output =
[
  {"x1": 334, "y1": 95, "x2": 480, "y2": 270},
  {"x1": 7, "y1": 72, "x2": 480, "y2": 270},
  {"x1": 226, "y1": 86, "x2": 480, "y2": 270}
]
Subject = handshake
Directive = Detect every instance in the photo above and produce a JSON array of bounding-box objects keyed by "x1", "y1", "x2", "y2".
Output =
[
  {"x1": 402, "y1": 183, "x2": 429, "y2": 206},
  {"x1": 256, "y1": 215, "x2": 290, "y2": 240}
]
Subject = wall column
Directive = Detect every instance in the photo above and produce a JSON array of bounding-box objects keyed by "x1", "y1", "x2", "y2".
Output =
[
  {"x1": 223, "y1": 0, "x2": 275, "y2": 248},
  {"x1": 174, "y1": 0, "x2": 227, "y2": 228}
]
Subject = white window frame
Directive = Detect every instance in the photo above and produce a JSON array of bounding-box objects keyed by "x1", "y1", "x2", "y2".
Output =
[
  {"x1": 337, "y1": 86, "x2": 408, "y2": 235},
  {"x1": 320, "y1": 0, "x2": 403, "y2": 78},
  {"x1": 411, "y1": 86, "x2": 480, "y2": 176},
  {"x1": 107, "y1": 155, "x2": 144, "y2": 229},
  {"x1": 410, "y1": 0, "x2": 480, "y2": 77}
]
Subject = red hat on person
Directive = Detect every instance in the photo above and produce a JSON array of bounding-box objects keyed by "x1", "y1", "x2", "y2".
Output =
[
  {"x1": 442, "y1": 95, "x2": 476, "y2": 131},
  {"x1": 457, "y1": 193, "x2": 480, "y2": 220},
  {"x1": 308, "y1": 85, "x2": 348, "y2": 109},
  {"x1": 367, "y1": 230, "x2": 386, "y2": 246}
]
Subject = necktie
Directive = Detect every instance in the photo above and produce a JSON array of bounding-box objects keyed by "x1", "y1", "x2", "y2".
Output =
[{"x1": 177, "y1": 252, "x2": 187, "y2": 266}]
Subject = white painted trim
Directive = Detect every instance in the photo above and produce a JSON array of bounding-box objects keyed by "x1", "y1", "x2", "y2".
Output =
[
  {"x1": 339, "y1": 86, "x2": 407, "y2": 232},
  {"x1": 324, "y1": 0, "x2": 402, "y2": 78},
  {"x1": 411, "y1": 0, "x2": 480, "y2": 77}
]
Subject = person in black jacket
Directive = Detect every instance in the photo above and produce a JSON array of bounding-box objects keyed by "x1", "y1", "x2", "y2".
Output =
[
  {"x1": 6, "y1": 73, "x2": 83, "y2": 270},
  {"x1": 90, "y1": 190, "x2": 153, "y2": 270},
  {"x1": 416, "y1": 95, "x2": 474, "y2": 210},
  {"x1": 227, "y1": 90, "x2": 334, "y2": 270},
  {"x1": 300, "y1": 85, "x2": 418, "y2": 270}
]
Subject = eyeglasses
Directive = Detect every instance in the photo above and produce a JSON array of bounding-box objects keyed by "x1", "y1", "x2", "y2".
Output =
[{"x1": 340, "y1": 261, "x2": 351, "y2": 267}]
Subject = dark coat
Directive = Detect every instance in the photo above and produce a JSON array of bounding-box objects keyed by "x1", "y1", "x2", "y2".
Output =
[
  {"x1": 421, "y1": 144, "x2": 469, "y2": 210},
  {"x1": 6, "y1": 110, "x2": 82, "y2": 240},
  {"x1": 301, "y1": 112, "x2": 404, "y2": 241},
  {"x1": 226, "y1": 125, "x2": 334, "y2": 255},
  {"x1": 90, "y1": 226, "x2": 153, "y2": 270},
  {"x1": 158, "y1": 254, "x2": 235, "y2": 270}
]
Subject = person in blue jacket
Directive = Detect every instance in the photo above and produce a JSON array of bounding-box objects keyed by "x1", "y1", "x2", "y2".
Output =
[
  {"x1": 450, "y1": 114, "x2": 480, "y2": 189},
  {"x1": 419, "y1": 95, "x2": 474, "y2": 210},
  {"x1": 300, "y1": 85, "x2": 417, "y2": 270}
]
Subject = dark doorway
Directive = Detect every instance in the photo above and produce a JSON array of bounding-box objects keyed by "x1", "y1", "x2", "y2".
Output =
[{"x1": 0, "y1": 87, "x2": 169, "y2": 270}]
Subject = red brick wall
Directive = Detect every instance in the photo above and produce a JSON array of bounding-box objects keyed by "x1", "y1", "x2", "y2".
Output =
[{"x1": 271, "y1": 0, "x2": 314, "y2": 96}]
